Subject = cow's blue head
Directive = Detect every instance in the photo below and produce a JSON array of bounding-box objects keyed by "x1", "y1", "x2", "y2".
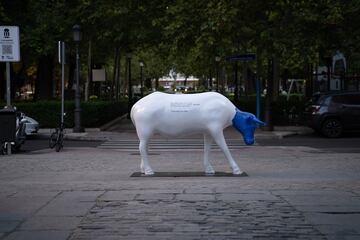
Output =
[{"x1": 232, "y1": 109, "x2": 265, "y2": 145}]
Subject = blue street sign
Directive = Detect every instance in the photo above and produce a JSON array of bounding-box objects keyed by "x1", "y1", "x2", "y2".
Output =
[{"x1": 226, "y1": 53, "x2": 256, "y2": 61}]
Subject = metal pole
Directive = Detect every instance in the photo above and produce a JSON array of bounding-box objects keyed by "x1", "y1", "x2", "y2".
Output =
[
  {"x1": 73, "y1": 43, "x2": 83, "y2": 132},
  {"x1": 61, "y1": 42, "x2": 65, "y2": 125},
  {"x1": 6, "y1": 62, "x2": 11, "y2": 155},
  {"x1": 140, "y1": 64, "x2": 144, "y2": 97},
  {"x1": 6, "y1": 62, "x2": 10, "y2": 107}
]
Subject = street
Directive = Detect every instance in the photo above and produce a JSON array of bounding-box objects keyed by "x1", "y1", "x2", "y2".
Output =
[
  {"x1": 18, "y1": 138, "x2": 103, "y2": 153},
  {"x1": 257, "y1": 133, "x2": 360, "y2": 153},
  {"x1": 0, "y1": 131, "x2": 360, "y2": 240}
]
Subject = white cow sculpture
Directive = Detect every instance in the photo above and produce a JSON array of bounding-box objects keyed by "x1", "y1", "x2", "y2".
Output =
[{"x1": 130, "y1": 92, "x2": 264, "y2": 175}]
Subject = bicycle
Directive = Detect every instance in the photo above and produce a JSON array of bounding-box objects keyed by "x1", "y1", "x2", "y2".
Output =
[{"x1": 49, "y1": 113, "x2": 66, "y2": 152}]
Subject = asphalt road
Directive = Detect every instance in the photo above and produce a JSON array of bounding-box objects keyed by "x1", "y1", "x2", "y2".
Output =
[
  {"x1": 256, "y1": 132, "x2": 360, "y2": 153},
  {"x1": 17, "y1": 137, "x2": 103, "y2": 153},
  {"x1": 15, "y1": 132, "x2": 360, "y2": 154}
]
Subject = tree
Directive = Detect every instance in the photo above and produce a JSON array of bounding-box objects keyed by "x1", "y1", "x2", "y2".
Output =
[{"x1": 1, "y1": 0, "x2": 359, "y2": 103}]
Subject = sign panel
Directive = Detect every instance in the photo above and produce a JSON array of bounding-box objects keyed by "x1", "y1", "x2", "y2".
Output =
[
  {"x1": 92, "y1": 69, "x2": 106, "y2": 82},
  {"x1": 226, "y1": 53, "x2": 256, "y2": 62},
  {"x1": 0, "y1": 26, "x2": 20, "y2": 62}
]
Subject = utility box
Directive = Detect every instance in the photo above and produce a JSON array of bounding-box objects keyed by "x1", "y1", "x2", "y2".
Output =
[{"x1": 0, "y1": 108, "x2": 16, "y2": 142}]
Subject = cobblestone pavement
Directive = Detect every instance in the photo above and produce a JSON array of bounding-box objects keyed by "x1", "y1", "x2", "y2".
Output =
[
  {"x1": 70, "y1": 191, "x2": 325, "y2": 240},
  {"x1": 0, "y1": 140, "x2": 360, "y2": 239}
]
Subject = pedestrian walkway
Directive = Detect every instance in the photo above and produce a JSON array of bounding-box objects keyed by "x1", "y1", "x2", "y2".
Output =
[
  {"x1": 1, "y1": 143, "x2": 359, "y2": 239},
  {"x1": 97, "y1": 138, "x2": 250, "y2": 151}
]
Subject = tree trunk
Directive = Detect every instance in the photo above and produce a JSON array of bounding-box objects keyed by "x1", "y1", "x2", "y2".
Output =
[
  {"x1": 209, "y1": 68, "x2": 213, "y2": 91},
  {"x1": 305, "y1": 63, "x2": 313, "y2": 98},
  {"x1": 256, "y1": 48, "x2": 263, "y2": 119},
  {"x1": 264, "y1": 58, "x2": 274, "y2": 131},
  {"x1": 123, "y1": 55, "x2": 128, "y2": 96},
  {"x1": 234, "y1": 62, "x2": 239, "y2": 101},
  {"x1": 115, "y1": 49, "x2": 121, "y2": 100},
  {"x1": 155, "y1": 78, "x2": 159, "y2": 90},
  {"x1": 272, "y1": 54, "x2": 280, "y2": 101},
  {"x1": 112, "y1": 47, "x2": 119, "y2": 100},
  {"x1": 243, "y1": 61, "x2": 248, "y2": 96},
  {"x1": 63, "y1": 52, "x2": 76, "y2": 100},
  {"x1": 34, "y1": 55, "x2": 54, "y2": 100},
  {"x1": 85, "y1": 40, "x2": 92, "y2": 102}
]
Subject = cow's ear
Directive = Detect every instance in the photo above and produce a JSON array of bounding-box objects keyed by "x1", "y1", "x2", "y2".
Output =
[{"x1": 253, "y1": 117, "x2": 265, "y2": 127}]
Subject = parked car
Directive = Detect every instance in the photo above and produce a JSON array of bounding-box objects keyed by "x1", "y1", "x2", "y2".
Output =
[{"x1": 306, "y1": 91, "x2": 360, "y2": 137}]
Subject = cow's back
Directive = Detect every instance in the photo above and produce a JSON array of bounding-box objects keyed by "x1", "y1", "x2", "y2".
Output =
[{"x1": 131, "y1": 92, "x2": 235, "y2": 136}]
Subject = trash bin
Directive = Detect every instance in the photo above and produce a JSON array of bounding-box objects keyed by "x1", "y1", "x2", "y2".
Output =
[{"x1": 0, "y1": 108, "x2": 16, "y2": 142}]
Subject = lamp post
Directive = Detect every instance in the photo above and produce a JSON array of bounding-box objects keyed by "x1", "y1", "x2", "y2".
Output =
[
  {"x1": 72, "y1": 24, "x2": 84, "y2": 132},
  {"x1": 139, "y1": 60, "x2": 144, "y2": 97},
  {"x1": 127, "y1": 52, "x2": 132, "y2": 119},
  {"x1": 215, "y1": 56, "x2": 221, "y2": 92}
]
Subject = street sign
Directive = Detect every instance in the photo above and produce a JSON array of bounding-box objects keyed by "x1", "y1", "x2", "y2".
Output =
[
  {"x1": 0, "y1": 26, "x2": 20, "y2": 62},
  {"x1": 226, "y1": 53, "x2": 256, "y2": 62}
]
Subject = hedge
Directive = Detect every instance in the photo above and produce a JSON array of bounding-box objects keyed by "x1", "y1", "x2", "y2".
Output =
[
  {"x1": 1, "y1": 94, "x2": 308, "y2": 128},
  {"x1": 1, "y1": 99, "x2": 128, "y2": 128}
]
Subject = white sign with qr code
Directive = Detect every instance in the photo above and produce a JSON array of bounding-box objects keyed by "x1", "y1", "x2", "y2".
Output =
[{"x1": 0, "y1": 26, "x2": 20, "y2": 62}]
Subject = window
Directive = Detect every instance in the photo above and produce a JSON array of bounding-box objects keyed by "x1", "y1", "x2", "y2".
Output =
[{"x1": 332, "y1": 94, "x2": 360, "y2": 105}]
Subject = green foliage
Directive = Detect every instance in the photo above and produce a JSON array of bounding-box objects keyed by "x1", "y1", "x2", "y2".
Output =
[
  {"x1": 1, "y1": 0, "x2": 360, "y2": 103},
  {"x1": 2, "y1": 100, "x2": 128, "y2": 128},
  {"x1": 2, "y1": 0, "x2": 359, "y2": 77},
  {"x1": 157, "y1": 85, "x2": 165, "y2": 92}
]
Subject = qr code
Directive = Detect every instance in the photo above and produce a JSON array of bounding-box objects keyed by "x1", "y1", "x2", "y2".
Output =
[{"x1": 2, "y1": 45, "x2": 12, "y2": 55}]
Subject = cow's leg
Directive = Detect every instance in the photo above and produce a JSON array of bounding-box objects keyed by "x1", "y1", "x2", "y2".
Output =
[
  {"x1": 139, "y1": 138, "x2": 154, "y2": 175},
  {"x1": 209, "y1": 129, "x2": 242, "y2": 175},
  {"x1": 204, "y1": 133, "x2": 215, "y2": 174},
  {"x1": 137, "y1": 128, "x2": 154, "y2": 175}
]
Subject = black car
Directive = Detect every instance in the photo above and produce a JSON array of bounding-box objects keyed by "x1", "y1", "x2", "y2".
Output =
[{"x1": 306, "y1": 91, "x2": 360, "y2": 137}]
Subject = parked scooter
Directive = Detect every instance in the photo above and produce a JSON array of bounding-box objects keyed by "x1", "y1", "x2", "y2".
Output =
[{"x1": 1, "y1": 108, "x2": 27, "y2": 154}]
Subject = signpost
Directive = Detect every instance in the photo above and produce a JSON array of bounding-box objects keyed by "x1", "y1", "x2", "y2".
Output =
[
  {"x1": 0, "y1": 26, "x2": 20, "y2": 155},
  {"x1": 58, "y1": 41, "x2": 65, "y2": 127},
  {"x1": 0, "y1": 26, "x2": 20, "y2": 62}
]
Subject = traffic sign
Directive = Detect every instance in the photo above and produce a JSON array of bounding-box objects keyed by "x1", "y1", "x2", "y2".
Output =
[
  {"x1": 226, "y1": 53, "x2": 256, "y2": 62},
  {"x1": 0, "y1": 26, "x2": 20, "y2": 62}
]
